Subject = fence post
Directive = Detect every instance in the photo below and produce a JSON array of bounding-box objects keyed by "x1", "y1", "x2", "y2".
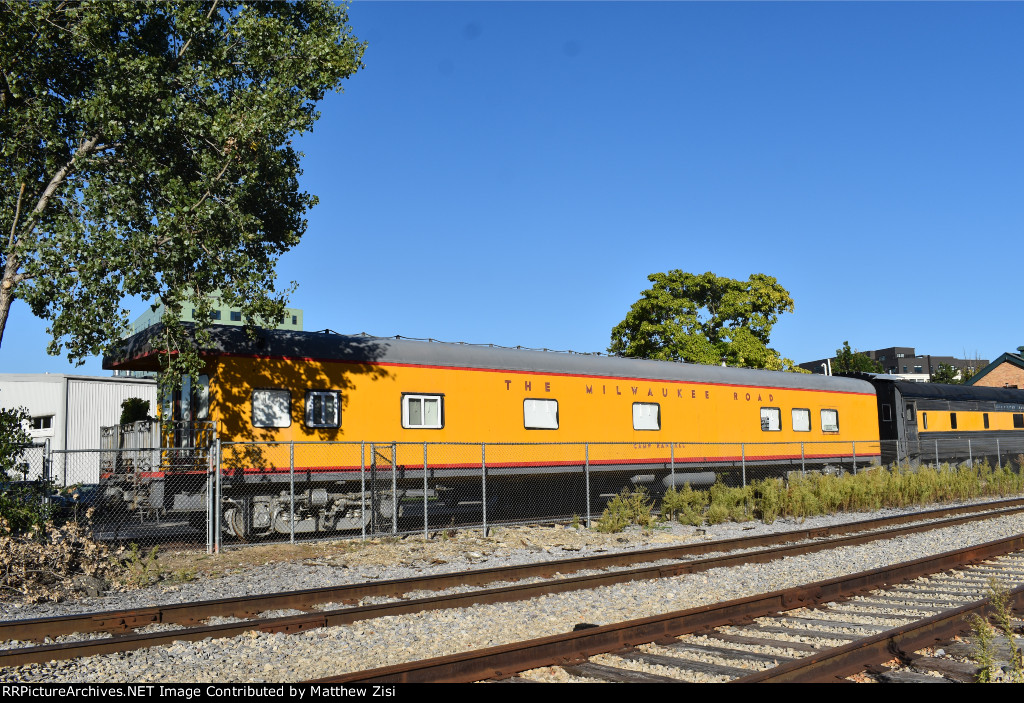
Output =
[
  {"x1": 997, "y1": 438, "x2": 1001, "y2": 470},
  {"x1": 852, "y1": 441, "x2": 857, "y2": 473},
  {"x1": 206, "y1": 443, "x2": 214, "y2": 555},
  {"x1": 800, "y1": 442, "x2": 805, "y2": 476},
  {"x1": 968, "y1": 438, "x2": 972, "y2": 468},
  {"x1": 360, "y1": 442, "x2": 366, "y2": 542},
  {"x1": 670, "y1": 442, "x2": 675, "y2": 485},
  {"x1": 585, "y1": 443, "x2": 591, "y2": 529},
  {"x1": 935, "y1": 439, "x2": 939, "y2": 468},
  {"x1": 289, "y1": 441, "x2": 295, "y2": 545},
  {"x1": 391, "y1": 442, "x2": 398, "y2": 535},
  {"x1": 214, "y1": 437, "x2": 221, "y2": 554},
  {"x1": 741, "y1": 443, "x2": 746, "y2": 487},
  {"x1": 423, "y1": 442, "x2": 428, "y2": 540},
  {"x1": 42, "y1": 438, "x2": 51, "y2": 485},
  {"x1": 481, "y1": 443, "x2": 488, "y2": 537}
]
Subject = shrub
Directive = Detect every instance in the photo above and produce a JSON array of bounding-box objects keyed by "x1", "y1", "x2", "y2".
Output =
[
  {"x1": 0, "y1": 405, "x2": 57, "y2": 535},
  {"x1": 594, "y1": 487, "x2": 657, "y2": 533},
  {"x1": 660, "y1": 484, "x2": 707, "y2": 526}
]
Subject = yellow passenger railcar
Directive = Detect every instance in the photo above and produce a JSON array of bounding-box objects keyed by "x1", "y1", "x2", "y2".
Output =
[{"x1": 105, "y1": 326, "x2": 880, "y2": 535}]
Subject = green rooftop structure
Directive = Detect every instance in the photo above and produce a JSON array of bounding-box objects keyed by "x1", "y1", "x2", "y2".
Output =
[{"x1": 130, "y1": 297, "x2": 303, "y2": 336}]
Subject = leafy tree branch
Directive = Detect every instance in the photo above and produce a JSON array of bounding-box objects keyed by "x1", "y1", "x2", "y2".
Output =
[{"x1": 1, "y1": 0, "x2": 365, "y2": 387}]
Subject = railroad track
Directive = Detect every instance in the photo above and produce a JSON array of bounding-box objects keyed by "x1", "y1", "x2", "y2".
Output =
[
  {"x1": 3, "y1": 499, "x2": 1024, "y2": 678},
  {"x1": 318, "y1": 535, "x2": 1024, "y2": 683}
]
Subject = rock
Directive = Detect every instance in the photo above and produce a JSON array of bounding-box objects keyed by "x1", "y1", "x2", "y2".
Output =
[{"x1": 71, "y1": 575, "x2": 106, "y2": 598}]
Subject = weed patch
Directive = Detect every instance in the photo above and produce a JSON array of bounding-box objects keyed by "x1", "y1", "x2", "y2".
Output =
[{"x1": 655, "y1": 459, "x2": 1024, "y2": 528}]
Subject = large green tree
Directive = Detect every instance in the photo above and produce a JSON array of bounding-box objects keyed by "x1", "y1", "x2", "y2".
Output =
[
  {"x1": 1, "y1": 1, "x2": 364, "y2": 380},
  {"x1": 609, "y1": 271, "x2": 805, "y2": 371}
]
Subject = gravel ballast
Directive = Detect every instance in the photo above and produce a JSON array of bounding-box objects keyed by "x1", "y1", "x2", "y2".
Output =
[{"x1": 2, "y1": 501, "x2": 1023, "y2": 682}]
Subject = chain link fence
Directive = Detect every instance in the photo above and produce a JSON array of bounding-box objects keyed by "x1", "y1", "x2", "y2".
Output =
[{"x1": 4, "y1": 436, "x2": 1024, "y2": 553}]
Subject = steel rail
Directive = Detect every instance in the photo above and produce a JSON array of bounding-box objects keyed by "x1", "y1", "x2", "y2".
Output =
[
  {"x1": 313, "y1": 533, "x2": 1024, "y2": 683},
  {"x1": 4, "y1": 497, "x2": 1020, "y2": 646},
  {"x1": 1, "y1": 500, "x2": 1021, "y2": 668},
  {"x1": 733, "y1": 583, "x2": 1024, "y2": 682}
]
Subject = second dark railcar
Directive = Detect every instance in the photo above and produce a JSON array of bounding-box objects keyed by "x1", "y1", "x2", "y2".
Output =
[{"x1": 861, "y1": 375, "x2": 1024, "y2": 466}]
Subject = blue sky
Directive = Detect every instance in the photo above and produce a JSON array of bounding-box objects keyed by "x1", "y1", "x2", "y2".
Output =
[{"x1": 3, "y1": 1, "x2": 1022, "y2": 375}]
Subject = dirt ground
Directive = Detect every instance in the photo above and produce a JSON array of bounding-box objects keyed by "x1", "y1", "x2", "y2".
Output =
[{"x1": 154, "y1": 523, "x2": 703, "y2": 580}]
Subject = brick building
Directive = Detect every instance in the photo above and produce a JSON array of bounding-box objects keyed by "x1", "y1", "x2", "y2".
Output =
[{"x1": 966, "y1": 349, "x2": 1024, "y2": 389}]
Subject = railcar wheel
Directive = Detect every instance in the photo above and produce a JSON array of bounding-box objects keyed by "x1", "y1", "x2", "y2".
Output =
[{"x1": 223, "y1": 503, "x2": 247, "y2": 540}]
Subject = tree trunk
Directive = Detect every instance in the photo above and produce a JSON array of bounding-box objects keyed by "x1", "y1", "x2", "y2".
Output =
[{"x1": 0, "y1": 253, "x2": 17, "y2": 350}]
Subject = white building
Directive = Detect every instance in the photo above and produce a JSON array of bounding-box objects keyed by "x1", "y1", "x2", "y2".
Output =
[{"x1": 0, "y1": 374, "x2": 157, "y2": 484}]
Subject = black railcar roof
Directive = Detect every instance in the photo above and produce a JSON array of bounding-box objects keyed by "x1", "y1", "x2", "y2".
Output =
[
  {"x1": 892, "y1": 380, "x2": 1024, "y2": 404},
  {"x1": 849, "y1": 372, "x2": 1024, "y2": 404},
  {"x1": 105, "y1": 324, "x2": 876, "y2": 395}
]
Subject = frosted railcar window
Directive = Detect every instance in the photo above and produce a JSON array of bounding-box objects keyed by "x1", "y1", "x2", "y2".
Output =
[
  {"x1": 820, "y1": 409, "x2": 839, "y2": 433},
  {"x1": 760, "y1": 407, "x2": 781, "y2": 432},
  {"x1": 306, "y1": 391, "x2": 340, "y2": 428},
  {"x1": 792, "y1": 408, "x2": 811, "y2": 432},
  {"x1": 633, "y1": 403, "x2": 661, "y2": 431},
  {"x1": 181, "y1": 374, "x2": 192, "y2": 421},
  {"x1": 403, "y1": 395, "x2": 443, "y2": 429},
  {"x1": 524, "y1": 399, "x2": 559, "y2": 429},
  {"x1": 252, "y1": 390, "x2": 291, "y2": 428},
  {"x1": 195, "y1": 375, "x2": 209, "y2": 420}
]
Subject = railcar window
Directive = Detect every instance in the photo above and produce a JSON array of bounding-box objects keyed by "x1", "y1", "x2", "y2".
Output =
[
  {"x1": 820, "y1": 409, "x2": 839, "y2": 433},
  {"x1": 950, "y1": 413, "x2": 957, "y2": 430},
  {"x1": 403, "y1": 394, "x2": 444, "y2": 429},
  {"x1": 881, "y1": 405, "x2": 892, "y2": 422},
  {"x1": 305, "y1": 391, "x2": 340, "y2": 428},
  {"x1": 1015, "y1": 414, "x2": 1024, "y2": 429},
  {"x1": 792, "y1": 408, "x2": 811, "y2": 432},
  {"x1": 181, "y1": 374, "x2": 192, "y2": 421},
  {"x1": 905, "y1": 405, "x2": 916, "y2": 422},
  {"x1": 524, "y1": 399, "x2": 559, "y2": 430},
  {"x1": 195, "y1": 375, "x2": 209, "y2": 420},
  {"x1": 252, "y1": 389, "x2": 291, "y2": 428},
  {"x1": 633, "y1": 403, "x2": 661, "y2": 431},
  {"x1": 984, "y1": 413, "x2": 990, "y2": 429},
  {"x1": 760, "y1": 407, "x2": 781, "y2": 432}
]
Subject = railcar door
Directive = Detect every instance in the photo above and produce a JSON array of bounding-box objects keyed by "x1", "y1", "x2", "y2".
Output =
[
  {"x1": 903, "y1": 400, "x2": 919, "y2": 459},
  {"x1": 160, "y1": 375, "x2": 214, "y2": 468}
]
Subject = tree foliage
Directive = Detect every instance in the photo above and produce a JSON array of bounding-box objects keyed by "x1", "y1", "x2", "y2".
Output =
[
  {"x1": 1, "y1": 1, "x2": 365, "y2": 384},
  {"x1": 119, "y1": 397, "x2": 151, "y2": 425},
  {"x1": 931, "y1": 363, "x2": 962, "y2": 385},
  {"x1": 0, "y1": 405, "x2": 31, "y2": 477},
  {"x1": 609, "y1": 271, "x2": 805, "y2": 371},
  {"x1": 832, "y1": 341, "x2": 883, "y2": 375}
]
